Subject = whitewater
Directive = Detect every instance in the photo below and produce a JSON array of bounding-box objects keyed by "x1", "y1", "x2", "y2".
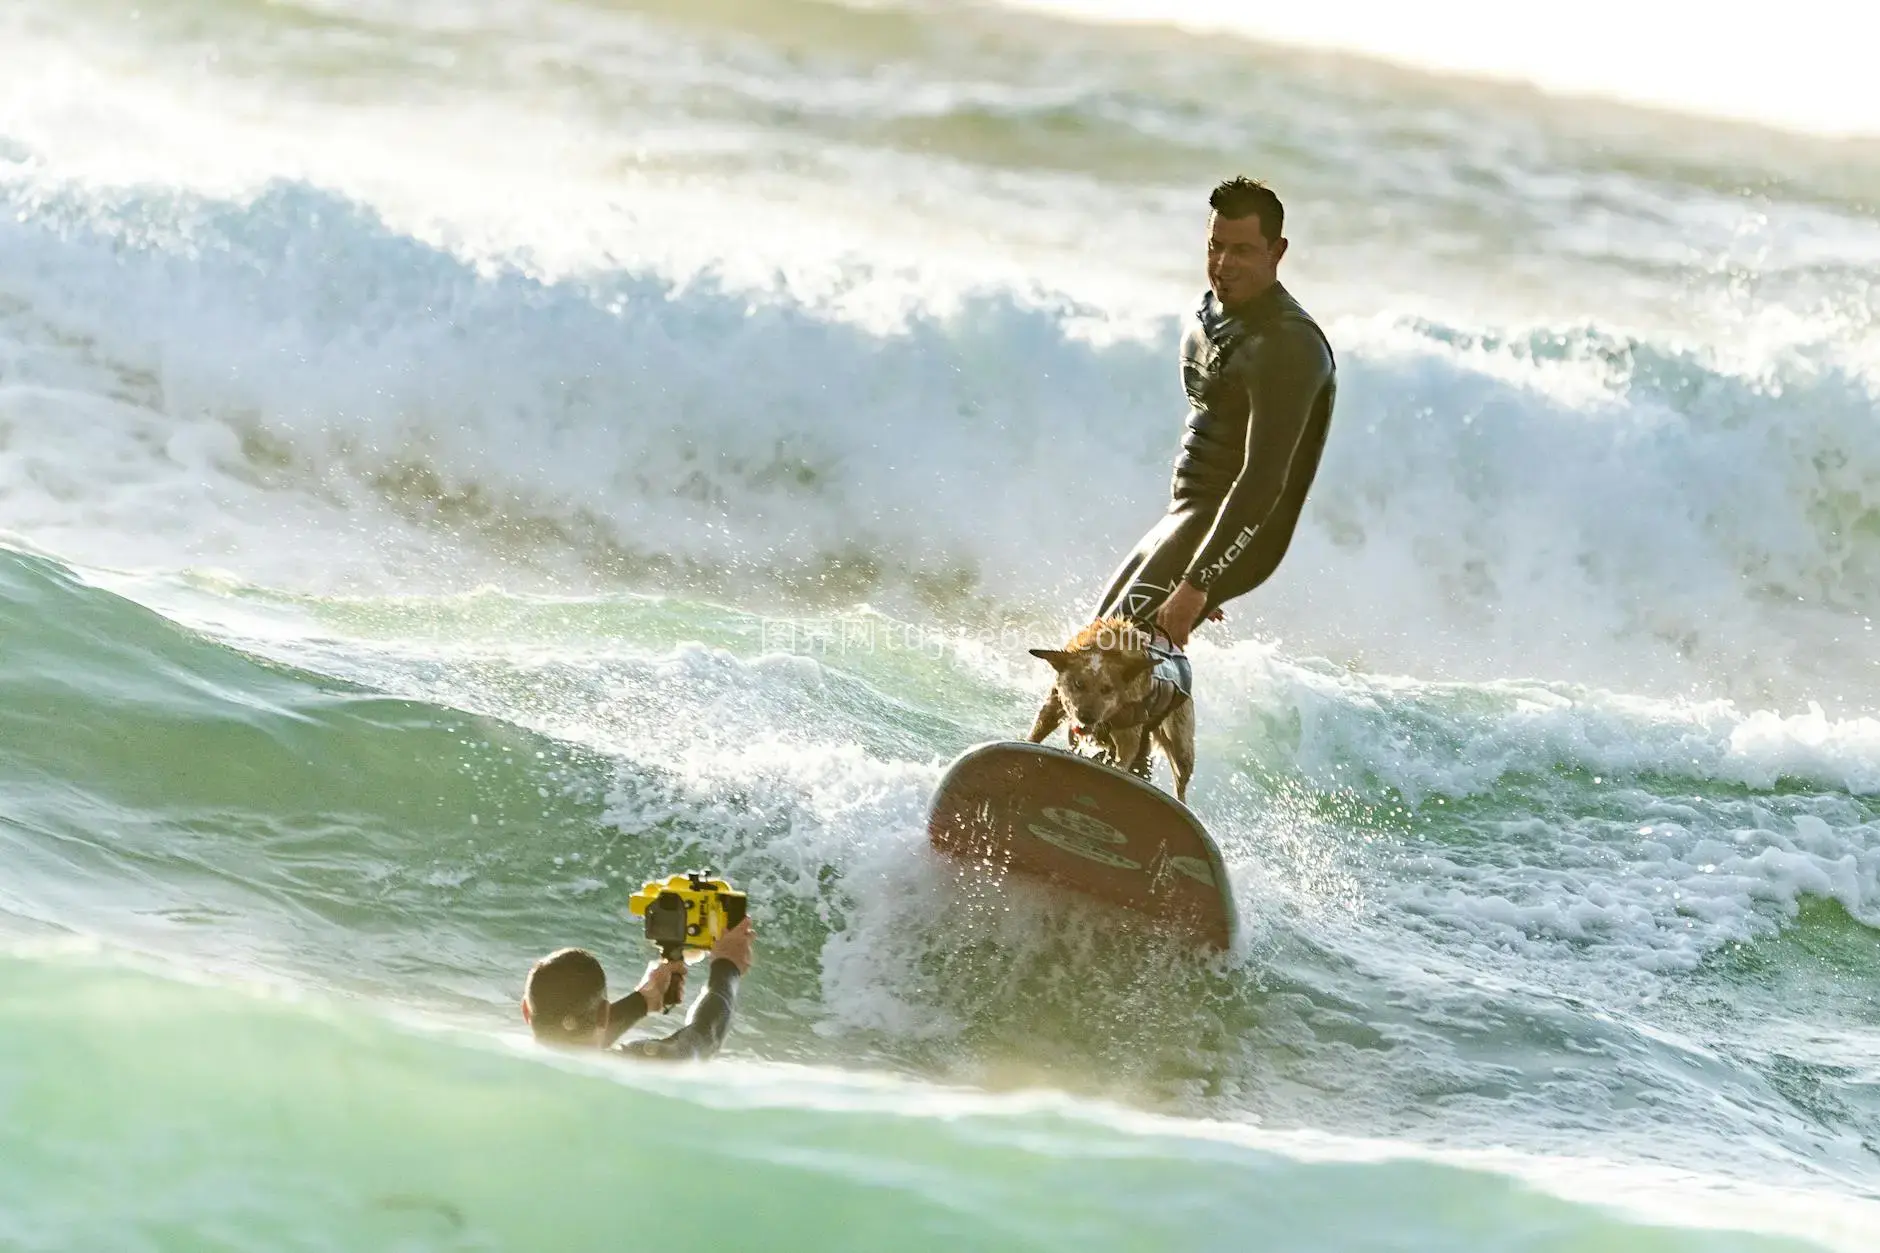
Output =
[{"x1": 2, "y1": 1, "x2": 1877, "y2": 1249}]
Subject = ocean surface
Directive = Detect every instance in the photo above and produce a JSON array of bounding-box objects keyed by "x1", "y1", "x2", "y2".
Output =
[{"x1": 3, "y1": 1, "x2": 1879, "y2": 1249}]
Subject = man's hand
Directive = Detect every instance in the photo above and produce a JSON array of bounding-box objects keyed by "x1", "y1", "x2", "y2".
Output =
[
  {"x1": 711, "y1": 918, "x2": 756, "y2": 975},
  {"x1": 1156, "y1": 581, "x2": 1209, "y2": 648},
  {"x1": 635, "y1": 959, "x2": 687, "y2": 1012}
]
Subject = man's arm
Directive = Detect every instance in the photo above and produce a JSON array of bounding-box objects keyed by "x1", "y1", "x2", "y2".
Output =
[
  {"x1": 616, "y1": 958, "x2": 742, "y2": 1061},
  {"x1": 1181, "y1": 324, "x2": 1332, "y2": 594},
  {"x1": 613, "y1": 918, "x2": 755, "y2": 1062},
  {"x1": 599, "y1": 990, "x2": 649, "y2": 1048},
  {"x1": 600, "y1": 959, "x2": 689, "y2": 1047}
]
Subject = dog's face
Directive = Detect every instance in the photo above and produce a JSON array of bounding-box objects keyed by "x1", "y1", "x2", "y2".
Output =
[{"x1": 1031, "y1": 645, "x2": 1155, "y2": 730}]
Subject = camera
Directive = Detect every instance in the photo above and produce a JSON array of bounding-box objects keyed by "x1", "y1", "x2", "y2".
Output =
[{"x1": 627, "y1": 871, "x2": 747, "y2": 961}]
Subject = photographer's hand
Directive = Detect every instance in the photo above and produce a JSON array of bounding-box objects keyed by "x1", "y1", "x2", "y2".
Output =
[
  {"x1": 710, "y1": 918, "x2": 756, "y2": 974},
  {"x1": 635, "y1": 959, "x2": 688, "y2": 1012}
]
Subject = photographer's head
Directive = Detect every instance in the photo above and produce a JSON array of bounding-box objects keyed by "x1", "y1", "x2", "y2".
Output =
[
  {"x1": 522, "y1": 947, "x2": 609, "y2": 1047},
  {"x1": 522, "y1": 918, "x2": 755, "y2": 1057}
]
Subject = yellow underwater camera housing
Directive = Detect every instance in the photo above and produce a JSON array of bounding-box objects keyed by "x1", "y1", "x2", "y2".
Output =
[{"x1": 627, "y1": 871, "x2": 748, "y2": 961}]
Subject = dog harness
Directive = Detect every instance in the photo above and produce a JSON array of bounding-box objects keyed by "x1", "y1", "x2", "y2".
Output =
[
  {"x1": 1070, "y1": 637, "x2": 1193, "y2": 770},
  {"x1": 1139, "y1": 640, "x2": 1193, "y2": 727}
]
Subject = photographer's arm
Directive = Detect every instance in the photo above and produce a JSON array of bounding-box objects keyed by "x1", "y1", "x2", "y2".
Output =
[
  {"x1": 600, "y1": 991, "x2": 649, "y2": 1048},
  {"x1": 617, "y1": 959, "x2": 741, "y2": 1061},
  {"x1": 601, "y1": 960, "x2": 685, "y2": 1048},
  {"x1": 615, "y1": 919, "x2": 754, "y2": 1062}
]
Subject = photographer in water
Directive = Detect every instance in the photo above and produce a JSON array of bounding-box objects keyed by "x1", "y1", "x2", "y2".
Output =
[{"x1": 522, "y1": 917, "x2": 755, "y2": 1060}]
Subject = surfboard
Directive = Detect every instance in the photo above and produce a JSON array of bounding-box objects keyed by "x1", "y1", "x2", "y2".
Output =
[{"x1": 927, "y1": 740, "x2": 1237, "y2": 950}]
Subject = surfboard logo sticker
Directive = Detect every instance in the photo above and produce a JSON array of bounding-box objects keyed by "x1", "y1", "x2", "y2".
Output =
[
  {"x1": 1027, "y1": 806, "x2": 1140, "y2": 869},
  {"x1": 1037, "y1": 807, "x2": 1126, "y2": 843},
  {"x1": 1165, "y1": 855, "x2": 1217, "y2": 886}
]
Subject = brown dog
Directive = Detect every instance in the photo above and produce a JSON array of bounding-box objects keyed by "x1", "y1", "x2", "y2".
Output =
[{"x1": 1027, "y1": 617, "x2": 1196, "y2": 802}]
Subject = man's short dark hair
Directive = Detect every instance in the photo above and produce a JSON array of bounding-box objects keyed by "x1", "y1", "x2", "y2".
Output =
[
  {"x1": 1209, "y1": 177, "x2": 1283, "y2": 244},
  {"x1": 525, "y1": 947, "x2": 607, "y2": 1044}
]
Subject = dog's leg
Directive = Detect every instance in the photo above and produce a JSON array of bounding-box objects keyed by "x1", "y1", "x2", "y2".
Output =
[
  {"x1": 1155, "y1": 701, "x2": 1196, "y2": 802},
  {"x1": 1027, "y1": 687, "x2": 1066, "y2": 743},
  {"x1": 1110, "y1": 726, "x2": 1146, "y2": 777},
  {"x1": 1125, "y1": 724, "x2": 1157, "y2": 779}
]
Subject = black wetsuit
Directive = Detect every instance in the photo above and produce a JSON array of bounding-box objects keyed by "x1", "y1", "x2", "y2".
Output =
[
  {"x1": 601, "y1": 958, "x2": 742, "y2": 1061},
  {"x1": 1094, "y1": 282, "x2": 1336, "y2": 628}
]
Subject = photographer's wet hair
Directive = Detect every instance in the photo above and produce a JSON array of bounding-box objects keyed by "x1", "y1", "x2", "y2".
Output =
[
  {"x1": 1209, "y1": 177, "x2": 1283, "y2": 244},
  {"x1": 524, "y1": 947, "x2": 607, "y2": 1044}
]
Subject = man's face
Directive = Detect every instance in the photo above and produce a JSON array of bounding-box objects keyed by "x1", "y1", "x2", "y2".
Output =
[{"x1": 1206, "y1": 212, "x2": 1285, "y2": 308}]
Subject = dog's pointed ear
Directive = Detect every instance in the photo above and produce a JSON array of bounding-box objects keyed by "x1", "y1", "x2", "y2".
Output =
[
  {"x1": 1121, "y1": 654, "x2": 1157, "y2": 680},
  {"x1": 1029, "y1": 648, "x2": 1073, "y2": 671}
]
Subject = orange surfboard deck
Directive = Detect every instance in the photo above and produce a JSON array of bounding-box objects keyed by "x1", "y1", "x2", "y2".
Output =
[{"x1": 927, "y1": 741, "x2": 1236, "y2": 951}]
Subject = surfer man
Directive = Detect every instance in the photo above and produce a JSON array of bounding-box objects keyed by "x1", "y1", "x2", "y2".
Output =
[
  {"x1": 1094, "y1": 177, "x2": 1337, "y2": 648},
  {"x1": 522, "y1": 918, "x2": 755, "y2": 1060}
]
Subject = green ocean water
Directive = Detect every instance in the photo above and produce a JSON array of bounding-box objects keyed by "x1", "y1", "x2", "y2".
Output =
[
  {"x1": 0, "y1": 953, "x2": 1844, "y2": 1253},
  {"x1": 2, "y1": 547, "x2": 1876, "y2": 1250}
]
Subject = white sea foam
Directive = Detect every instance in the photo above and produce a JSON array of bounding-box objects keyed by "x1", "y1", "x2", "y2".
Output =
[
  {"x1": 5, "y1": 169, "x2": 1877, "y2": 706},
  {"x1": 185, "y1": 584, "x2": 1876, "y2": 1007},
  {"x1": 2, "y1": 0, "x2": 1876, "y2": 716},
  {"x1": 1196, "y1": 640, "x2": 1880, "y2": 977}
]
